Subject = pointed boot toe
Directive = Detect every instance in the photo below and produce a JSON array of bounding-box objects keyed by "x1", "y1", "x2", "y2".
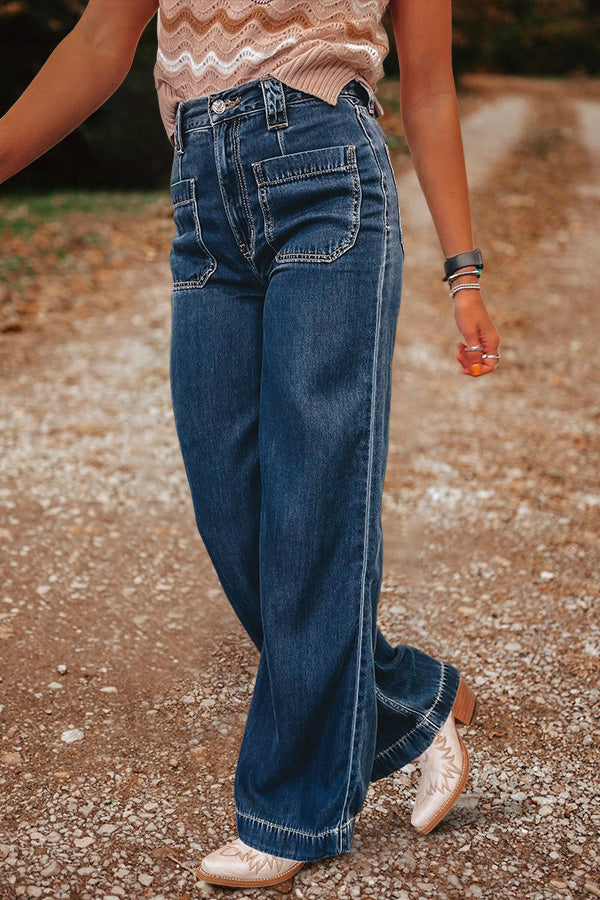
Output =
[{"x1": 196, "y1": 837, "x2": 304, "y2": 887}]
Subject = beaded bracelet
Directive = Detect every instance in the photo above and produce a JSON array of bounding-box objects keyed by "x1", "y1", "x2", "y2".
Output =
[
  {"x1": 447, "y1": 268, "x2": 482, "y2": 283},
  {"x1": 449, "y1": 283, "x2": 482, "y2": 299}
]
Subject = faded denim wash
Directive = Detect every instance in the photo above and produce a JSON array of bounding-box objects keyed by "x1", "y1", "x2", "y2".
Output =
[{"x1": 168, "y1": 75, "x2": 461, "y2": 862}]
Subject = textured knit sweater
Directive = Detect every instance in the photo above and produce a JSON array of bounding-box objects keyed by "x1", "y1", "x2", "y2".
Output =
[{"x1": 153, "y1": 1, "x2": 389, "y2": 144}]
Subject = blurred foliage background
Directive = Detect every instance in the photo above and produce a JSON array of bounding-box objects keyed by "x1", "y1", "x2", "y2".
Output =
[{"x1": 1, "y1": 0, "x2": 598, "y2": 191}]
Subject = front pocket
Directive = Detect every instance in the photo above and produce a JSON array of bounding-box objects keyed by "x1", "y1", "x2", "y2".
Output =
[
  {"x1": 169, "y1": 178, "x2": 217, "y2": 290},
  {"x1": 252, "y1": 145, "x2": 361, "y2": 263}
]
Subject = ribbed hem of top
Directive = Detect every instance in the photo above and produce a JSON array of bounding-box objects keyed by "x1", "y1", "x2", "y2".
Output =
[
  {"x1": 154, "y1": 74, "x2": 179, "y2": 147},
  {"x1": 155, "y1": 61, "x2": 385, "y2": 144},
  {"x1": 272, "y1": 56, "x2": 385, "y2": 117}
]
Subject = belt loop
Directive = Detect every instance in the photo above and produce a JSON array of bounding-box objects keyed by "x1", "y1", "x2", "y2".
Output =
[
  {"x1": 260, "y1": 76, "x2": 289, "y2": 131},
  {"x1": 353, "y1": 79, "x2": 375, "y2": 116},
  {"x1": 174, "y1": 101, "x2": 185, "y2": 155},
  {"x1": 363, "y1": 81, "x2": 376, "y2": 116}
]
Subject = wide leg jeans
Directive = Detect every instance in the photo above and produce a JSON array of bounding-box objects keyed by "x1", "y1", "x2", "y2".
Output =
[{"x1": 168, "y1": 75, "x2": 460, "y2": 862}]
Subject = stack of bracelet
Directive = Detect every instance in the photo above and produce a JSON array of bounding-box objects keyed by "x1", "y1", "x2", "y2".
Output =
[{"x1": 447, "y1": 267, "x2": 482, "y2": 300}]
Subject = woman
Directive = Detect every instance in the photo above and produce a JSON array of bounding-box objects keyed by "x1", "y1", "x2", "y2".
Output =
[{"x1": 0, "y1": 0, "x2": 500, "y2": 889}]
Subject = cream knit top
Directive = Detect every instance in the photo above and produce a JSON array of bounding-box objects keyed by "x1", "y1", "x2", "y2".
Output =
[{"x1": 153, "y1": 0, "x2": 389, "y2": 144}]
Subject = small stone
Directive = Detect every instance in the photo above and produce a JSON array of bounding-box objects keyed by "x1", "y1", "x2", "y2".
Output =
[
  {"x1": 57, "y1": 664, "x2": 68, "y2": 675},
  {"x1": 137, "y1": 873, "x2": 154, "y2": 886},
  {"x1": 26, "y1": 888, "x2": 42, "y2": 898},
  {"x1": 199, "y1": 698, "x2": 216, "y2": 709},
  {"x1": 0, "y1": 751, "x2": 22, "y2": 766},
  {"x1": 74, "y1": 836, "x2": 94, "y2": 848},
  {"x1": 40, "y1": 862, "x2": 58, "y2": 876},
  {"x1": 48, "y1": 682, "x2": 63, "y2": 690},
  {"x1": 538, "y1": 805, "x2": 553, "y2": 817},
  {"x1": 98, "y1": 824, "x2": 117, "y2": 834},
  {"x1": 61, "y1": 728, "x2": 84, "y2": 744},
  {"x1": 99, "y1": 686, "x2": 118, "y2": 693},
  {"x1": 36, "y1": 585, "x2": 51, "y2": 596},
  {"x1": 539, "y1": 571, "x2": 554, "y2": 581}
]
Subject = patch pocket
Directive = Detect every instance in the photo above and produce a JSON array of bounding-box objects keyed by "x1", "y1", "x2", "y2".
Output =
[
  {"x1": 252, "y1": 145, "x2": 361, "y2": 263},
  {"x1": 169, "y1": 178, "x2": 217, "y2": 290}
]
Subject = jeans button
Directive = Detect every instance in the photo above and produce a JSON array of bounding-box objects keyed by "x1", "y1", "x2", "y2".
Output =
[{"x1": 211, "y1": 99, "x2": 227, "y2": 114}]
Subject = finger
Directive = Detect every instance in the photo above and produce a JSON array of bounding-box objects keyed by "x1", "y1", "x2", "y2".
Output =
[
  {"x1": 458, "y1": 338, "x2": 483, "y2": 361},
  {"x1": 482, "y1": 355, "x2": 499, "y2": 372},
  {"x1": 458, "y1": 358, "x2": 498, "y2": 376},
  {"x1": 457, "y1": 345, "x2": 497, "y2": 375},
  {"x1": 456, "y1": 343, "x2": 483, "y2": 373}
]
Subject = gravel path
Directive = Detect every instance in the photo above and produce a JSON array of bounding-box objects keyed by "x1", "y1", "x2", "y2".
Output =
[{"x1": 1, "y1": 79, "x2": 598, "y2": 900}]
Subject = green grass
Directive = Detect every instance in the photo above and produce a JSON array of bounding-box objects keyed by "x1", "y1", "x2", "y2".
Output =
[
  {"x1": 0, "y1": 189, "x2": 165, "y2": 239},
  {"x1": 0, "y1": 254, "x2": 35, "y2": 277}
]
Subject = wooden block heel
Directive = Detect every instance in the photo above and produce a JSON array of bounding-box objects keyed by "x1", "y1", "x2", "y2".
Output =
[{"x1": 453, "y1": 679, "x2": 477, "y2": 725}]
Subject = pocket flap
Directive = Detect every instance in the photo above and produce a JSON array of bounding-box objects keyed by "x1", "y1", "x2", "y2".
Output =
[
  {"x1": 171, "y1": 178, "x2": 196, "y2": 206},
  {"x1": 252, "y1": 145, "x2": 357, "y2": 186}
]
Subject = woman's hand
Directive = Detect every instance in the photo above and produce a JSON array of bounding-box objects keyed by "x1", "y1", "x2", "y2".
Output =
[{"x1": 452, "y1": 290, "x2": 501, "y2": 376}]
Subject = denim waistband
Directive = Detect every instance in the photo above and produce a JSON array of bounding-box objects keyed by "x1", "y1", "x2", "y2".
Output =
[{"x1": 173, "y1": 76, "x2": 376, "y2": 152}]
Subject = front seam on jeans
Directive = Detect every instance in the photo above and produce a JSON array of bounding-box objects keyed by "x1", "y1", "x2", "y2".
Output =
[
  {"x1": 209, "y1": 124, "x2": 267, "y2": 287},
  {"x1": 337, "y1": 140, "x2": 388, "y2": 838},
  {"x1": 354, "y1": 105, "x2": 389, "y2": 229},
  {"x1": 236, "y1": 809, "x2": 356, "y2": 839},
  {"x1": 373, "y1": 662, "x2": 449, "y2": 763},
  {"x1": 232, "y1": 116, "x2": 256, "y2": 256}
]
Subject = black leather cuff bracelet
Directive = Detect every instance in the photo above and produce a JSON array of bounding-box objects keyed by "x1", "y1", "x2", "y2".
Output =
[{"x1": 442, "y1": 248, "x2": 484, "y2": 282}]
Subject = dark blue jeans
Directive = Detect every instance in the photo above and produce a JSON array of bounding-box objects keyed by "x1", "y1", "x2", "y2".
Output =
[{"x1": 168, "y1": 75, "x2": 460, "y2": 862}]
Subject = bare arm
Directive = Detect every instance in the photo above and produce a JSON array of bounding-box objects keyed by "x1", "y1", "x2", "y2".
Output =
[
  {"x1": 389, "y1": 0, "x2": 473, "y2": 258},
  {"x1": 0, "y1": 0, "x2": 158, "y2": 184},
  {"x1": 389, "y1": 0, "x2": 500, "y2": 376}
]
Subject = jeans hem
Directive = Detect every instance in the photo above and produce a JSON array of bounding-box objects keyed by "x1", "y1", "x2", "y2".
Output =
[
  {"x1": 370, "y1": 661, "x2": 461, "y2": 781},
  {"x1": 235, "y1": 808, "x2": 356, "y2": 862}
]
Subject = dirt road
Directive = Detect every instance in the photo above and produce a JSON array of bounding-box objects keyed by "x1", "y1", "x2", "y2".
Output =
[{"x1": 1, "y1": 77, "x2": 598, "y2": 900}]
